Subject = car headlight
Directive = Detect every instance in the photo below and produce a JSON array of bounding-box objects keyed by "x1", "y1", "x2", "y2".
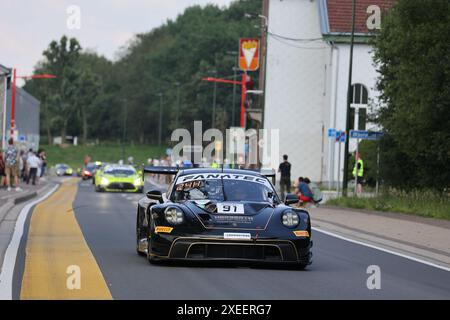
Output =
[
  {"x1": 100, "y1": 177, "x2": 109, "y2": 186},
  {"x1": 282, "y1": 210, "x2": 299, "y2": 228},
  {"x1": 165, "y1": 206, "x2": 184, "y2": 225},
  {"x1": 133, "y1": 178, "x2": 142, "y2": 186}
]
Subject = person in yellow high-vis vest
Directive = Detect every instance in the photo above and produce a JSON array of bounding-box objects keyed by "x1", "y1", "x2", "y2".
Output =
[{"x1": 352, "y1": 153, "x2": 364, "y2": 195}]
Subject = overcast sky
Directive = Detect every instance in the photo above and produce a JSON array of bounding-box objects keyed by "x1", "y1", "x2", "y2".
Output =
[{"x1": 0, "y1": 0, "x2": 234, "y2": 81}]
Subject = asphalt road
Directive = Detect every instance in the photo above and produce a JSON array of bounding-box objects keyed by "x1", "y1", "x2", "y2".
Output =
[{"x1": 12, "y1": 179, "x2": 450, "y2": 299}]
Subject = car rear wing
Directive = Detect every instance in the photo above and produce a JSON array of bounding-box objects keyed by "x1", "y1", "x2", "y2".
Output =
[
  {"x1": 142, "y1": 166, "x2": 276, "y2": 184},
  {"x1": 143, "y1": 166, "x2": 180, "y2": 175},
  {"x1": 243, "y1": 168, "x2": 276, "y2": 185}
]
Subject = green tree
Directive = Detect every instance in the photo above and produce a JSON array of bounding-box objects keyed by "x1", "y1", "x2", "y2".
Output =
[{"x1": 373, "y1": 0, "x2": 450, "y2": 190}]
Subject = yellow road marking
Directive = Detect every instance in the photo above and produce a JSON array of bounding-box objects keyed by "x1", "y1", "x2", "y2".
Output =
[{"x1": 20, "y1": 178, "x2": 112, "y2": 299}]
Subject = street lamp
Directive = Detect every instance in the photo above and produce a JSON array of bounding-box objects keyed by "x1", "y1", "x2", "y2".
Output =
[
  {"x1": 9, "y1": 69, "x2": 56, "y2": 138},
  {"x1": 226, "y1": 51, "x2": 239, "y2": 127}
]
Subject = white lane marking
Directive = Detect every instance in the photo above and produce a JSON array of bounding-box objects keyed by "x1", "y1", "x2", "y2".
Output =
[
  {"x1": 0, "y1": 184, "x2": 60, "y2": 300},
  {"x1": 312, "y1": 227, "x2": 450, "y2": 273}
]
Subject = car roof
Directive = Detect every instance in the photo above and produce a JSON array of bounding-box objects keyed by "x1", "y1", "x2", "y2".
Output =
[{"x1": 105, "y1": 164, "x2": 135, "y2": 169}]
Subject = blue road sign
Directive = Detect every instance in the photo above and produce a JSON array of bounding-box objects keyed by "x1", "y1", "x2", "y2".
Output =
[
  {"x1": 335, "y1": 131, "x2": 346, "y2": 142},
  {"x1": 328, "y1": 128, "x2": 336, "y2": 138},
  {"x1": 350, "y1": 130, "x2": 384, "y2": 140}
]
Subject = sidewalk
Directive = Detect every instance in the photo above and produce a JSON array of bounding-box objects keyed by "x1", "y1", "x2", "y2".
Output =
[
  {"x1": 0, "y1": 177, "x2": 60, "y2": 273},
  {"x1": 0, "y1": 180, "x2": 48, "y2": 205},
  {"x1": 309, "y1": 205, "x2": 450, "y2": 268}
]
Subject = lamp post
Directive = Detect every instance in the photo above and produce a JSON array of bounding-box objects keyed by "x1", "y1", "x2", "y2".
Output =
[
  {"x1": 202, "y1": 72, "x2": 249, "y2": 129},
  {"x1": 9, "y1": 69, "x2": 56, "y2": 138},
  {"x1": 226, "y1": 51, "x2": 239, "y2": 127}
]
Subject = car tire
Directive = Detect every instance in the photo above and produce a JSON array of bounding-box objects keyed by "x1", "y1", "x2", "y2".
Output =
[
  {"x1": 146, "y1": 238, "x2": 159, "y2": 265},
  {"x1": 296, "y1": 263, "x2": 308, "y2": 270},
  {"x1": 136, "y1": 209, "x2": 147, "y2": 257}
]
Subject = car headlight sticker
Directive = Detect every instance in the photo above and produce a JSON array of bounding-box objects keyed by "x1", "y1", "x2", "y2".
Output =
[
  {"x1": 282, "y1": 210, "x2": 300, "y2": 228},
  {"x1": 165, "y1": 206, "x2": 184, "y2": 225}
]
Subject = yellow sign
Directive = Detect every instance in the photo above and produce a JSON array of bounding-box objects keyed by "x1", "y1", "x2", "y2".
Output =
[
  {"x1": 293, "y1": 230, "x2": 310, "y2": 237},
  {"x1": 155, "y1": 226, "x2": 174, "y2": 234}
]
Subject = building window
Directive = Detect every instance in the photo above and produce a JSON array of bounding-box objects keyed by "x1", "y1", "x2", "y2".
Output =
[{"x1": 350, "y1": 83, "x2": 369, "y2": 130}]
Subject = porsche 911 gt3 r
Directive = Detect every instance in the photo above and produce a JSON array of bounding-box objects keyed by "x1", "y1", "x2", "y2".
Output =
[
  {"x1": 95, "y1": 164, "x2": 143, "y2": 193},
  {"x1": 136, "y1": 167, "x2": 313, "y2": 269}
]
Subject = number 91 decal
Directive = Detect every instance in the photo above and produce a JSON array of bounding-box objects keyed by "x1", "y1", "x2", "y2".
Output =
[{"x1": 217, "y1": 203, "x2": 245, "y2": 214}]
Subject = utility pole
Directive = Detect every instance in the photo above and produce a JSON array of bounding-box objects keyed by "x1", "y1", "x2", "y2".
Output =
[
  {"x1": 259, "y1": 0, "x2": 269, "y2": 128},
  {"x1": 342, "y1": 0, "x2": 357, "y2": 196}
]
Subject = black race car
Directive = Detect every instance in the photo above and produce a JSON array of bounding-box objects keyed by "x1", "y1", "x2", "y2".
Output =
[{"x1": 136, "y1": 167, "x2": 313, "y2": 269}]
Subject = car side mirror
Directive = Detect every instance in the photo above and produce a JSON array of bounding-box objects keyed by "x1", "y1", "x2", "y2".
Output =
[
  {"x1": 285, "y1": 193, "x2": 299, "y2": 206},
  {"x1": 146, "y1": 190, "x2": 163, "y2": 203}
]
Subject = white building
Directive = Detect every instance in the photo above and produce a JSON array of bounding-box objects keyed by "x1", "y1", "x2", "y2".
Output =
[
  {"x1": 263, "y1": 0, "x2": 394, "y2": 186},
  {"x1": 0, "y1": 64, "x2": 11, "y2": 151}
]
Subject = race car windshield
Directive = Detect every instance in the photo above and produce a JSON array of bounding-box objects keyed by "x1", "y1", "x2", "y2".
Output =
[
  {"x1": 171, "y1": 179, "x2": 276, "y2": 203},
  {"x1": 105, "y1": 168, "x2": 136, "y2": 176}
]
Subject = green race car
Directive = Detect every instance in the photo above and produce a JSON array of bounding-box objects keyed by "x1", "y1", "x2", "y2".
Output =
[{"x1": 94, "y1": 164, "x2": 143, "y2": 193}]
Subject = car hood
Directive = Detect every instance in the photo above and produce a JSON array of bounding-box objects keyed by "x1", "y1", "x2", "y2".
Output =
[
  {"x1": 103, "y1": 174, "x2": 137, "y2": 181},
  {"x1": 184, "y1": 200, "x2": 276, "y2": 230}
]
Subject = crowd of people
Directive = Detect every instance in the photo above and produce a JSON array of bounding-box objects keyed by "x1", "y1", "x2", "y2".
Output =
[{"x1": 0, "y1": 138, "x2": 47, "y2": 192}]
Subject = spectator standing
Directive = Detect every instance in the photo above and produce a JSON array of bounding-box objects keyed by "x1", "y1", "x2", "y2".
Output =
[
  {"x1": 19, "y1": 150, "x2": 28, "y2": 182},
  {"x1": 352, "y1": 152, "x2": 364, "y2": 195},
  {"x1": 0, "y1": 154, "x2": 6, "y2": 188},
  {"x1": 26, "y1": 152, "x2": 41, "y2": 185},
  {"x1": 278, "y1": 154, "x2": 292, "y2": 200},
  {"x1": 4, "y1": 138, "x2": 22, "y2": 192},
  {"x1": 39, "y1": 150, "x2": 47, "y2": 178}
]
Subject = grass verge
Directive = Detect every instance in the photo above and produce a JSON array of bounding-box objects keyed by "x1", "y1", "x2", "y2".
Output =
[
  {"x1": 327, "y1": 190, "x2": 450, "y2": 220},
  {"x1": 40, "y1": 144, "x2": 167, "y2": 169}
]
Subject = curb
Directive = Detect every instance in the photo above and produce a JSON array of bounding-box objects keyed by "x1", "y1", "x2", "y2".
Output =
[{"x1": 12, "y1": 192, "x2": 38, "y2": 205}]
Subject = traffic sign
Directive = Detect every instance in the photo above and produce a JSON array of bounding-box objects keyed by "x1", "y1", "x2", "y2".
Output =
[
  {"x1": 350, "y1": 130, "x2": 384, "y2": 140},
  {"x1": 335, "y1": 131, "x2": 346, "y2": 142},
  {"x1": 328, "y1": 128, "x2": 336, "y2": 138},
  {"x1": 239, "y1": 38, "x2": 260, "y2": 71}
]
